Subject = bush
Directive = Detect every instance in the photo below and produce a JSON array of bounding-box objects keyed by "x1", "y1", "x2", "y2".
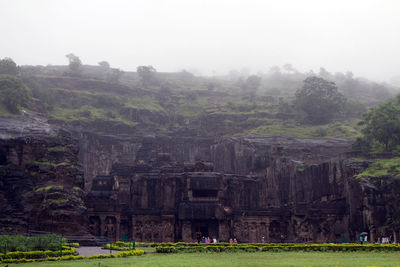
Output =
[
  {"x1": 0, "y1": 75, "x2": 31, "y2": 114},
  {"x1": 1, "y1": 249, "x2": 143, "y2": 263},
  {"x1": 154, "y1": 243, "x2": 400, "y2": 253},
  {"x1": 87, "y1": 249, "x2": 144, "y2": 259},
  {"x1": 312, "y1": 127, "x2": 328, "y2": 137},
  {"x1": 1, "y1": 258, "x2": 36, "y2": 263},
  {"x1": 0, "y1": 234, "x2": 65, "y2": 252},
  {"x1": 65, "y1": 242, "x2": 80, "y2": 248},
  {"x1": 0, "y1": 248, "x2": 76, "y2": 260}
]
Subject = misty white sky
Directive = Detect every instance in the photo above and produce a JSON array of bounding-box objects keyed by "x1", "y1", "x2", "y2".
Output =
[{"x1": 1, "y1": 0, "x2": 399, "y2": 82}]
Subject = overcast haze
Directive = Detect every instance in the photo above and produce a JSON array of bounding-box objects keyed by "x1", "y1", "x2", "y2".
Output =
[{"x1": 1, "y1": 0, "x2": 400, "y2": 82}]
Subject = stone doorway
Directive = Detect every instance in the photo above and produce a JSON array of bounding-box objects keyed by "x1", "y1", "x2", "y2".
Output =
[
  {"x1": 89, "y1": 216, "x2": 101, "y2": 236},
  {"x1": 192, "y1": 220, "x2": 219, "y2": 240}
]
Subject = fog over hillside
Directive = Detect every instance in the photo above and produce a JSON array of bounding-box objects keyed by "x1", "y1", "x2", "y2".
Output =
[{"x1": 1, "y1": 0, "x2": 400, "y2": 83}]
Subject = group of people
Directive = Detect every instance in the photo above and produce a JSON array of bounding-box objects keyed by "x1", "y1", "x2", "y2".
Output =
[
  {"x1": 195, "y1": 231, "x2": 241, "y2": 244},
  {"x1": 229, "y1": 238, "x2": 238, "y2": 244},
  {"x1": 199, "y1": 237, "x2": 239, "y2": 243},
  {"x1": 360, "y1": 234, "x2": 394, "y2": 244},
  {"x1": 359, "y1": 235, "x2": 368, "y2": 244},
  {"x1": 199, "y1": 236, "x2": 217, "y2": 243},
  {"x1": 380, "y1": 236, "x2": 392, "y2": 243}
]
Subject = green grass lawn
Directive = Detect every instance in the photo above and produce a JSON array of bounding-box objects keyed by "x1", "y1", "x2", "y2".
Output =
[{"x1": 7, "y1": 251, "x2": 400, "y2": 267}]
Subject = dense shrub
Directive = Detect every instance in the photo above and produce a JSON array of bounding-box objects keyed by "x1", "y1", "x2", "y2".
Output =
[
  {"x1": 87, "y1": 250, "x2": 144, "y2": 259},
  {"x1": 0, "y1": 248, "x2": 76, "y2": 260},
  {"x1": 103, "y1": 243, "x2": 133, "y2": 251},
  {"x1": 0, "y1": 234, "x2": 65, "y2": 252},
  {"x1": 0, "y1": 248, "x2": 143, "y2": 263},
  {"x1": 0, "y1": 75, "x2": 31, "y2": 114},
  {"x1": 154, "y1": 243, "x2": 400, "y2": 253}
]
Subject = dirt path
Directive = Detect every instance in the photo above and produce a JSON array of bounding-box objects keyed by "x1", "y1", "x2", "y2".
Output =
[{"x1": 76, "y1": 246, "x2": 118, "y2": 257}]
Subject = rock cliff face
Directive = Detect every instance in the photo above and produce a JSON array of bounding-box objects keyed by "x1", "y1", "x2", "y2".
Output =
[
  {"x1": 79, "y1": 134, "x2": 351, "y2": 191},
  {"x1": 85, "y1": 145, "x2": 400, "y2": 243},
  {"x1": 82, "y1": 132, "x2": 399, "y2": 243},
  {"x1": 1, "y1": 114, "x2": 399, "y2": 243},
  {"x1": 0, "y1": 114, "x2": 86, "y2": 235}
]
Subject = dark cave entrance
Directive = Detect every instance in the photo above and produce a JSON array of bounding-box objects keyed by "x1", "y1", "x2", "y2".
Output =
[{"x1": 192, "y1": 220, "x2": 219, "y2": 240}]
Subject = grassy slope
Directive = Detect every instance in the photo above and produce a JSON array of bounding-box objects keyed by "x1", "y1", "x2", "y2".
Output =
[
  {"x1": 0, "y1": 75, "x2": 363, "y2": 138},
  {"x1": 355, "y1": 157, "x2": 400, "y2": 179},
  {"x1": 202, "y1": 100, "x2": 361, "y2": 138},
  {"x1": 245, "y1": 118, "x2": 360, "y2": 139},
  {"x1": 8, "y1": 251, "x2": 400, "y2": 267}
]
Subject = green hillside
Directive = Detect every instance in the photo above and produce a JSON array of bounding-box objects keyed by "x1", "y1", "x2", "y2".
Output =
[{"x1": 1, "y1": 62, "x2": 398, "y2": 138}]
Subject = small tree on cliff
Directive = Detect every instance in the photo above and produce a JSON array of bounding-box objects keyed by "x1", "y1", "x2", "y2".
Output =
[
  {"x1": 294, "y1": 76, "x2": 345, "y2": 124},
  {"x1": 354, "y1": 100, "x2": 400, "y2": 152}
]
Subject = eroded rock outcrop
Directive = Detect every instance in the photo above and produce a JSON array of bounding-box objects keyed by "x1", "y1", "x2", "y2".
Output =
[{"x1": 0, "y1": 114, "x2": 86, "y2": 235}]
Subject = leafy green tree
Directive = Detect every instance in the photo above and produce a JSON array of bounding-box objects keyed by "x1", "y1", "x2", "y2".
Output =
[
  {"x1": 295, "y1": 76, "x2": 346, "y2": 124},
  {"x1": 343, "y1": 99, "x2": 366, "y2": 118},
  {"x1": 137, "y1": 65, "x2": 156, "y2": 87},
  {"x1": 0, "y1": 75, "x2": 31, "y2": 114},
  {"x1": 357, "y1": 100, "x2": 400, "y2": 152},
  {"x1": 0, "y1": 57, "x2": 18, "y2": 76},
  {"x1": 65, "y1": 53, "x2": 82, "y2": 75}
]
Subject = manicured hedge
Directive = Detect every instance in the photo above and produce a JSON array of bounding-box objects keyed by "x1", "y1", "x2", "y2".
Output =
[
  {"x1": 65, "y1": 242, "x2": 80, "y2": 248},
  {"x1": 0, "y1": 247, "x2": 76, "y2": 260},
  {"x1": 87, "y1": 250, "x2": 144, "y2": 259},
  {"x1": 1, "y1": 255, "x2": 85, "y2": 264},
  {"x1": 155, "y1": 243, "x2": 400, "y2": 253},
  {"x1": 103, "y1": 244, "x2": 133, "y2": 251},
  {"x1": 0, "y1": 249, "x2": 144, "y2": 264}
]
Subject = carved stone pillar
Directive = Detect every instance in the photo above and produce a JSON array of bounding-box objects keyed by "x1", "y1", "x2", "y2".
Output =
[
  {"x1": 100, "y1": 215, "x2": 106, "y2": 237},
  {"x1": 182, "y1": 221, "x2": 192, "y2": 242},
  {"x1": 218, "y1": 221, "x2": 229, "y2": 241},
  {"x1": 249, "y1": 222, "x2": 257, "y2": 242},
  {"x1": 369, "y1": 226, "x2": 376, "y2": 243},
  {"x1": 266, "y1": 223, "x2": 270, "y2": 243},
  {"x1": 116, "y1": 217, "x2": 121, "y2": 241},
  {"x1": 394, "y1": 230, "x2": 399, "y2": 243}
]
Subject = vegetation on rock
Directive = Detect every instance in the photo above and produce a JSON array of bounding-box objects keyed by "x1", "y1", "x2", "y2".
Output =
[
  {"x1": 1, "y1": 59, "x2": 398, "y2": 138},
  {"x1": 355, "y1": 157, "x2": 400, "y2": 179},
  {"x1": 0, "y1": 75, "x2": 31, "y2": 114},
  {"x1": 354, "y1": 99, "x2": 400, "y2": 152}
]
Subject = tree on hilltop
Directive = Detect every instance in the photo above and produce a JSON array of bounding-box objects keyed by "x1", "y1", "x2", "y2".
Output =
[
  {"x1": 137, "y1": 65, "x2": 157, "y2": 87},
  {"x1": 0, "y1": 58, "x2": 18, "y2": 76},
  {"x1": 65, "y1": 53, "x2": 82, "y2": 76},
  {"x1": 295, "y1": 76, "x2": 346, "y2": 124}
]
